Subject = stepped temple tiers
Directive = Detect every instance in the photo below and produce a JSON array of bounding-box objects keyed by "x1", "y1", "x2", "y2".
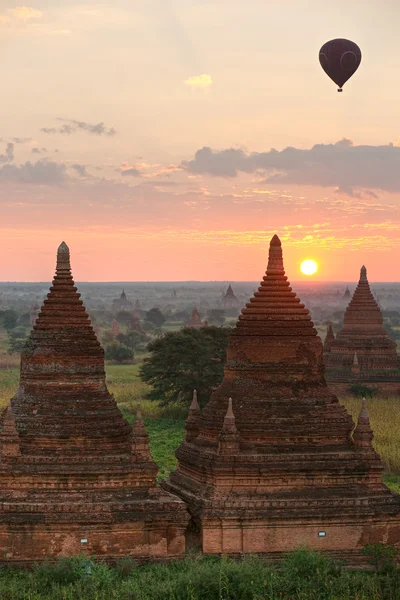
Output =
[
  {"x1": 324, "y1": 266, "x2": 400, "y2": 396},
  {"x1": 0, "y1": 243, "x2": 189, "y2": 563},
  {"x1": 164, "y1": 235, "x2": 400, "y2": 558},
  {"x1": 112, "y1": 289, "x2": 133, "y2": 312}
]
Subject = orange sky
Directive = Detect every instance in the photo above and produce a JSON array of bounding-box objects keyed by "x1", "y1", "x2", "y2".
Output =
[{"x1": 0, "y1": 0, "x2": 399, "y2": 282}]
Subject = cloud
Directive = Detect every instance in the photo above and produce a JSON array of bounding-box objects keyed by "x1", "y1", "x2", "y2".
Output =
[
  {"x1": 10, "y1": 7, "x2": 42, "y2": 20},
  {"x1": 182, "y1": 139, "x2": 400, "y2": 194},
  {"x1": 0, "y1": 143, "x2": 14, "y2": 164},
  {"x1": 41, "y1": 118, "x2": 117, "y2": 137},
  {"x1": 121, "y1": 167, "x2": 141, "y2": 177},
  {"x1": 0, "y1": 160, "x2": 66, "y2": 185},
  {"x1": 71, "y1": 164, "x2": 87, "y2": 177},
  {"x1": 31, "y1": 147, "x2": 47, "y2": 154},
  {"x1": 184, "y1": 74, "x2": 212, "y2": 90}
]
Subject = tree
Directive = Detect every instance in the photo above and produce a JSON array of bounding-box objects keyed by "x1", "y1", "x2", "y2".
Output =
[
  {"x1": 140, "y1": 326, "x2": 232, "y2": 407},
  {"x1": 19, "y1": 313, "x2": 31, "y2": 327},
  {"x1": 116, "y1": 331, "x2": 148, "y2": 351},
  {"x1": 145, "y1": 308, "x2": 166, "y2": 328},
  {"x1": 115, "y1": 311, "x2": 133, "y2": 327},
  {"x1": 104, "y1": 342, "x2": 134, "y2": 364},
  {"x1": 207, "y1": 309, "x2": 226, "y2": 326},
  {"x1": 2, "y1": 310, "x2": 17, "y2": 331},
  {"x1": 8, "y1": 326, "x2": 29, "y2": 354}
]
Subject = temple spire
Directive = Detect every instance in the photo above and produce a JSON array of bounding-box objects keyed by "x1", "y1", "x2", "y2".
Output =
[
  {"x1": 132, "y1": 407, "x2": 155, "y2": 466},
  {"x1": 324, "y1": 321, "x2": 335, "y2": 353},
  {"x1": 353, "y1": 398, "x2": 374, "y2": 451},
  {"x1": 266, "y1": 234, "x2": 284, "y2": 276},
  {"x1": 184, "y1": 390, "x2": 201, "y2": 442},
  {"x1": 56, "y1": 242, "x2": 71, "y2": 272},
  {"x1": 218, "y1": 398, "x2": 240, "y2": 455},
  {"x1": 360, "y1": 265, "x2": 367, "y2": 281}
]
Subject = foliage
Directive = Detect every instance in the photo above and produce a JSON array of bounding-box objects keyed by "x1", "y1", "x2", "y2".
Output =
[
  {"x1": 3, "y1": 551, "x2": 400, "y2": 599},
  {"x1": 362, "y1": 543, "x2": 397, "y2": 573},
  {"x1": 140, "y1": 326, "x2": 232, "y2": 407},
  {"x1": 115, "y1": 310, "x2": 133, "y2": 327},
  {"x1": 2, "y1": 310, "x2": 18, "y2": 331},
  {"x1": 7, "y1": 325, "x2": 29, "y2": 355},
  {"x1": 348, "y1": 383, "x2": 378, "y2": 398},
  {"x1": 145, "y1": 307, "x2": 166, "y2": 327},
  {"x1": 207, "y1": 308, "x2": 226, "y2": 325},
  {"x1": 104, "y1": 342, "x2": 134, "y2": 364},
  {"x1": 116, "y1": 331, "x2": 148, "y2": 351}
]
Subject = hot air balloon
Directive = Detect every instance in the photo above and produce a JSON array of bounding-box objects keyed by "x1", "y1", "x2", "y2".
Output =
[{"x1": 319, "y1": 39, "x2": 362, "y2": 92}]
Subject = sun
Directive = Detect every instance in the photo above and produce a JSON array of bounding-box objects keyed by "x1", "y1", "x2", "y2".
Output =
[{"x1": 300, "y1": 259, "x2": 318, "y2": 276}]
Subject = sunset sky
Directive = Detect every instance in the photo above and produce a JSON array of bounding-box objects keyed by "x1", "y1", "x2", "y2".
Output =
[{"x1": 0, "y1": 0, "x2": 399, "y2": 282}]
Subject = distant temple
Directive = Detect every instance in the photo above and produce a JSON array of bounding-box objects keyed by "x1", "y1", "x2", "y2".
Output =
[
  {"x1": 29, "y1": 303, "x2": 40, "y2": 327},
  {"x1": 324, "y1": 266, "x2": 400, "y2": 396},
  {"x1": 112, "y1": 290, "x2": 133, "y2": 312},
  {"x1": 221, "y1": 284, "x2": 240, "y2": 309},
  {"x1": 111, "y1": 319, "x2": 121, "y2": 337},
  {"x1": 129, "y1": 314, "x2": 144, "y2": 334},
  {"x1": 0, "y1": 242, "x2": 189, "y2": 562},
  {"x1": 133, "y1": 299, "x2": 141, "y2": 319},
  {"x1": 164, "y1": 235, "x2": 400, "y2": 558},
  {"x1": 343, "y1": 286, "x2": 351, "y2": 300},
  {"x1": 186, "y1": 307, "x2": 205, "y2": 329}
]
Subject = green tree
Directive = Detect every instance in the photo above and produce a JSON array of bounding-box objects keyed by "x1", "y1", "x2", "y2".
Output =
[
  {"x1": 2, "y1": 310, "x2": 18, "y2": 331},
  {"x1": 207, "y1": 309, "x2": 226, "y2": 325},
  {"x1": 115, "y1": 311, "x2": 133, "y2": 327},
  {"x1": 8, "y1": 326, "x2": 29, "y2": 354},
  {"x1": 140, "y1": 326, "x2": 232, "y2": 407},
  {"x1": 116, "y1": 331, "x2": 148, "y2": 351},
  {"x1": 145, "y1": 308, "x2": 166, "y2": 328},
  {"x1": 104, "y1": 342, "x2": 134, "y2": 364}
]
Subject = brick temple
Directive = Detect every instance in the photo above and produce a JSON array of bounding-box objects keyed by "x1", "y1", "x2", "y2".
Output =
[
  {"x1": 164, "y1": 235, "x2": 400, "y2": 558},
  {"x1": 187, "y1": 307, "x2": 205, "y2": 329},
  {"x1": 0, "y1": 242, "x2": 188, "y2": 563},
  {"x1": 324, "y1": 266, "x2": 400, "y2": 396}
]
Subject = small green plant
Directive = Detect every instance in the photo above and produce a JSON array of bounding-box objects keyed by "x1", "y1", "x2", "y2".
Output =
[
  {"x1": 349, "y1": 383, "x2": 378, "y2": 398},
  {"x1": 33, "y1": 555, "x2": 93, "y2": 589},
  {"x1": 115, "y1": 556, "x2": 136, "y2": 578},
  {"x1": 362, "y1": 543, "x2": 397, "y2": 573}
]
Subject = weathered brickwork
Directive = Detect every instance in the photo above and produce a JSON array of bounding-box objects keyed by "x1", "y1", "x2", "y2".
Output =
[
  {"x1": 164, "y1": 235, "x2": 400, "y2": 558},
  {"x1": 325, "y1": 266, "x2": 400, "y2": 394},
  {"x1": 0, "y1": 242, "x2": 189, "y2": 563}
]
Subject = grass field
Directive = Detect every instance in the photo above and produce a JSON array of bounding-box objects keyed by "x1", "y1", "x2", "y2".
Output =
[
  {"x1": 1, "y1": 550, "x2": 400, "y2": 600},
  {"x1": 1, "y1": 364, "x2": 400, "y2": 490}
]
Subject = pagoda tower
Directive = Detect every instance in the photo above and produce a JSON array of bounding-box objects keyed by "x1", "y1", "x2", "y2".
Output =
[
  {"x1": 129, "y1": 314, "x2": 144, "y2": 334},
  {"x1": 0, "y1": 243, "x2": 188, "y2": 563},
  {"x1": 164, "y1": 235, "x2": 400, "y2": 558},
  {"x1": 111, "y1": 319, "x2": 120, "y2": 337},
  {"x1": 186, "y1": 307, "x2": 204, "y2": 329},
  {"x1": 323, "y1": 321, "x2": 335, "y2": 355},
  {"x1": 221, "y1": 284, "x2": 240, "y2": 309},
  {"x1": 325, "y1": 266, "x2": 400, "y2": 395},
  {"x1": 133, "y1": 299, "x2": 141, "y2": 320}
]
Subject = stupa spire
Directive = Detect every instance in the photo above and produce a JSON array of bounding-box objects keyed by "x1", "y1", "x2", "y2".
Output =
[
  {"x1": 323, "y1": 321, "x2": 335, "y2": 353},
  {"x1": 360, "y1": 265, "x2": 367, "y2": 281},
  {"x1": 218, "y1": 398, "x2": 240, "y2": 455},
  {"x1": 353, "y1": 398, "x2": 374, "y2": 451},
  {"x1": 184, "y1": 390, "x2": 201, "y2": 442},
  {"x1": 56, "y1": 241, "x2": 71, "y2": 272},
  {"x1": 132, "y1": 407, "x2": 156, "y2": 469},
  {"x1": 266, "y1": 234, "x2": 284, "y2": 276}
]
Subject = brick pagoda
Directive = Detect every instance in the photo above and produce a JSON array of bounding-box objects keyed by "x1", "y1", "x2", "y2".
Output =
[
  {"x1": 187, "y1": 307, "x2": 205, "y2": 329},
  {"x1": 164, "y1": 235, "x2": 400, "y2": 559},
  {"x1": 0, "y1": 242, "x2": 188, "y2": 563},
  {"x1": 325, "y1": 266, "x2": 400, "y2": 396}
]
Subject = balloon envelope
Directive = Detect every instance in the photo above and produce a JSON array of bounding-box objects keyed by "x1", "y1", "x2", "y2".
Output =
[{"x1": 319, "y1": 39, "x2": 362, "y2": 90}]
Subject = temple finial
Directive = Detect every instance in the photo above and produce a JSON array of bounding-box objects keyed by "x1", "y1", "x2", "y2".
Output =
[
  {"x1": 56, "y1": 242, "x2": 71, "y2": 271},
  {"x1": 360, "y1": 265, "x2": 367, "y2": 281},
  {"x1": 132, "y1": 406, "x2": 155, "y2": 465},
  {"x1": 267, "y1": 234, "x2": 284, "y2": 276},
  {"x1": 353, "y1": 397, "x2": 374, "y2": 451},
  {"x1": 185, "y1": 390, "x2": 201, "y2": 442},
  {"x1": 218, "y1": 398, "x2": 240, "y2": 455}
]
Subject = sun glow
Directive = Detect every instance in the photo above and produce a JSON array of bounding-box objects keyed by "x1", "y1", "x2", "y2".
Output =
[{"x1": 300, "y1": 259, "x2": 318, "y2": 276}]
